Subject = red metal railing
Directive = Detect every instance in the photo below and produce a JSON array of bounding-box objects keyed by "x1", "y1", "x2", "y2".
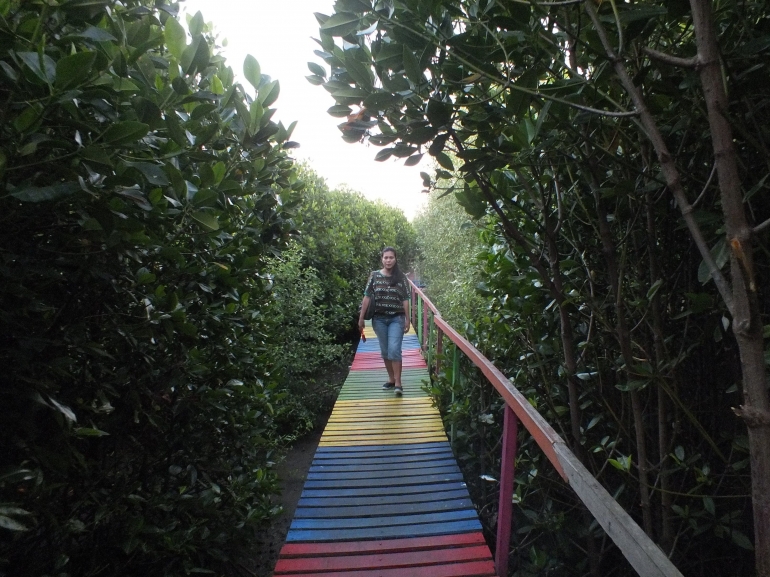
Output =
[{"x1": 409, "y1": 279, "x2": 683, "y2": 577}]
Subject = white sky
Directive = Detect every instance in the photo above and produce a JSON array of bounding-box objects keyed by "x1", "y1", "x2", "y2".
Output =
[{"x1": 181, "y1": 0, "x2": 428, "y2": 220}]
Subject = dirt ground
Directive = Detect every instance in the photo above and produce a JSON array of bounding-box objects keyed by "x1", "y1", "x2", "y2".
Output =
[
  {"x1": 240, "y1": 359, "x2": 353, "y2": 576},
  {"x1": 241, "y1": 425, "x2": 324, "y2": 577}
]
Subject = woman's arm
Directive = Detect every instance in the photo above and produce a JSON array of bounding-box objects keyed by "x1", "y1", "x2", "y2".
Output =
[
  {"x1": 358, "y1": 295, "x2": 370, "y2": 330},
  {"x1": 402, "y1": 299, "x2": 410, "y2": 333}
]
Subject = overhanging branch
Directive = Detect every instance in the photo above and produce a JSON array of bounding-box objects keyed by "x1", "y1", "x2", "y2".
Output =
[{"x1": 642, "y1": 47, "x2": 698, "y2": 68}]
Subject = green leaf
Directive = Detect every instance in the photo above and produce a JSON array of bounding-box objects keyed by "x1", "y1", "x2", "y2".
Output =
[
  {"x1": 102, "y1": 121, "x2": 149, "y2": 145},
  {"x1": 307, "y1": 61, "x2": 326, "y2": 77},
  {"x1": 730, "y1": 529, "x2": 754, "y2": 550},
  {"x1": 402, "y1": 46, "x2": 422, "y2": 84},
  {"x1": 124, "y1": 161, "x2": 170, "y2": 185},
  {"x1": 188, "y1": 10, "x2": 205, "y2": 36},
  {"x1": 165, "y1": 112, "x2": 187, "y2": 146},
  {"x1": 249, "y1": 100, "x2": 264, "y2": 132},
  {"x1": 11, "y1": 183, "x2": 79, "y2": 202},
  {"x1": 13, "y1": 106, "x2": 40, "y2": 133},
  {"x1": 404, "y1": 153, "x2": 422, "y2": 166},
  {"x1": 374, "y1": 148, "x2": 393, "y2": 161},
  {"x1": 455, "y1": 185, "x2": 486, "y2": 219},
  {"x1": 608, "y1": 455, "x2": 632, "y2": 472},
  {"x1": 191, "y1": 211, "x2": 219, "y2": 230},
  {"x1": 362, "y1": 91, "x2": 401, "y2": 111},
  {"x1": 74, "y1": 427, "x2": 110, "y2": 437},
  {"x1": 328, "y1": 105, "x2": 352, "y2": 117},
  {"x1": 164, "y1": 16, "x2": 187, "y2": 60},
  {"x1": 55, "y1": 51, "x2": 96, "y2": 90},
  {"x1": 212, "y1": 161, "x2": 226, "y2": 185},
  {"x1": 344, "y1": 52, "x2": 373, "y2": 90},
  {"x1": 320, "y1": 12, "x2": 361, "y2": 36},
  {"x1": 698, "y1": 237, "x2": 729, "y2": 284},
  {"x1": 211, "y1": 74, "x2": 224, "y2": 95},
  {"x1": 34, "y1": 393, "x2": 77, "y2": 423},
  {"x1": 646, "y1": 279, "x2": 663, "y2": 300},
  {"x1": 0, "y1": 469, "x2": 37, "y2": 484},
  {"x1": 181, "y1": 35, "x2": 209, "y2": 75},
  {"x1": 435, "y1": 152, "x2": 454, "y2": 171},
  {"x1": 116, "y1": 187, "x2": 152, "y2": 211},
  {"x1": 258, "y1": 80, "x2": 280, "y2": 107},
  {"x1": 426, "y1": 98, "x2": 452, "y2": 129},
  {"x1": 243, "y1": 54, "x2": 261, "y2": 90},
  {"x1": 0, "y1": 515, "x2": 28, "y2": 532},
  {"x1": 77, "y1": 25, "x2": 116, "y2": 42},
  {"x1": 17, "y1": 51, "x2": 55, "y2": 83}
]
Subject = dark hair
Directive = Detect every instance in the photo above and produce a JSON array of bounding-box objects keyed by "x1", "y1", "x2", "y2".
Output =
[{"x1": 381, "y1": 246, "x2": 404, "y2": 287}]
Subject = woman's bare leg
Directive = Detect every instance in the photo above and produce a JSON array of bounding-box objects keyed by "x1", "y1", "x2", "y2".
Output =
[
  {"x1": 392, "y1": 360, "x2": 402, "y2": 388},
  {"x1": 384, "y1": 359, "x2": 395, "y2": 384}
]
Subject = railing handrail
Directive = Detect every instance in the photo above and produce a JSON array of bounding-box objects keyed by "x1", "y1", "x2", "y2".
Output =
[{"x1": 408, "y1": 279, "x2": 683, "y2": 577}]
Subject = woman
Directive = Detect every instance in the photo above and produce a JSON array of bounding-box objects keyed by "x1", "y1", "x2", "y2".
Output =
[{"x1": 358, "y1": 247, "x2": 411, "y2": 396}]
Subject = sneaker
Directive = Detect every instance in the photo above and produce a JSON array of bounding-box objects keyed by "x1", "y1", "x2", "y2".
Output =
[
  {"x1": 394, "y1": 386, "x2": 403, "y2": 397},
  {"x1": 382, "y1": 382, "x2": 396, "y2": 389}
]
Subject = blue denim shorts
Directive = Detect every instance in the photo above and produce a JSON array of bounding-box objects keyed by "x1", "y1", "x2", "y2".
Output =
[{"x1": 372, "y1": 314, "x2": 405, "y2": 361}]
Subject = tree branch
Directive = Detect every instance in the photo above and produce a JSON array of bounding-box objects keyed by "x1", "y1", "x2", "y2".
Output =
[
  {"x1": 692, "y1": 162, "x2": 717, "y2": 208},
  {"x1": 582, "y1": 0, "x2": 735, "y2": 314},
  {"x1": 641, "y1": 47, "x2": 698, "y2": 68},
  {"x1": 753, "y1": 216, "x2": 770, "y2": 235}
]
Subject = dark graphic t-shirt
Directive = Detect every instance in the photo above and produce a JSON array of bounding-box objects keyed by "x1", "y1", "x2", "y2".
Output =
[{"x1": 364, "y1": 271, "x2": 409, "y2": 316}]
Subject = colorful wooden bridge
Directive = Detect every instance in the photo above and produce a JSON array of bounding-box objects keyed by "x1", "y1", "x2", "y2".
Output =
[
  {"x1": 273, "y1": 281, "x2": 686, "y2": 577},
  {"x1": 272, "y1": 322, "x2": 498, "y2": 577}
]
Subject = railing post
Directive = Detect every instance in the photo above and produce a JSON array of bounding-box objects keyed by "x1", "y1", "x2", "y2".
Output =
[
  {"x1": 411, "y1": 284, "x2": 417, "y2": 328},
  {"x1": 422, "y1": 297, "x2": 428, "y2": 350},
  {"x1": 435, "y1": 327, "x2": 443, "y2": 376},
  {"x1": 450, "y1": 345, "x2": 458, "y2": 446},
  {"x1": 496, "y1": 405, "x2": 518, "y2": 577},
  {"x1": 416, "y1": 294, "x2": 423, "y2": 345},
  {"x1": 427, "y1": 313, "x2": 434, "y2": 368}
]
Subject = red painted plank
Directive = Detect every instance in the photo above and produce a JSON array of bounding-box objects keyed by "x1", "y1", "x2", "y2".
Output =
[
  {"x1": 350, "y1": 350, "x2": 426, "y2": 370},
  {"x1": 274, "y1": 559, "x2": 496, "y2": 577},
  {"x1": 274, "y1": 545, "x2": 492, "y2": 573},
  {"x1": 279, "y1": 532, "x2": 487, "y2": 557}
]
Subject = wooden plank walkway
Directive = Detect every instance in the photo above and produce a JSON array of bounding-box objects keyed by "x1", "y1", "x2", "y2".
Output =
[{"x1": 273, "y1": 323, "x2": 497, "y2": 577}]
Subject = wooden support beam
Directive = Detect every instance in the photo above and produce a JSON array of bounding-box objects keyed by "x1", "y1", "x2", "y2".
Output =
[{"x1": 495, "y1": 405, "x2": 518, "y2": 577}]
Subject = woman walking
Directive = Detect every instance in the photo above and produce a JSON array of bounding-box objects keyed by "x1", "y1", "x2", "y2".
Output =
[{"x1": 358, "y1": 247, "x2": 411, "y2": 396}]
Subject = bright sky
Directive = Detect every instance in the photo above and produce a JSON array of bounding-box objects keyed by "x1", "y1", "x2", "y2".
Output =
[{"x1": 181, "y1": 0, "x2": 428, "y2": 220}]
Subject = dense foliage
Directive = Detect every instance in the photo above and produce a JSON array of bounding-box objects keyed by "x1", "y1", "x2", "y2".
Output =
[
  {"x1": 311, "y1": 0, "x2": 770, "y2": 575},
  {"x1": 412, "y1": 187, "x2": 485, "y2": 325},
  {"x1": 0, "y1": 1, "x2": 307, "y2": 574}
]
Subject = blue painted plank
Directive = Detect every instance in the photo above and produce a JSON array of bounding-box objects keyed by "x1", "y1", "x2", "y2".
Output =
[
  {"x1": 303, "y1": 472, "x2": 463, "y2": 489},
  {"x1": 311, "y1": 453, "x2": 456, "y2": 467},
  {"x1": 294, "y1": 498, "x2": 474, "y2": 518},
  {"x1": 297, "y1": 488, "x2": 470, "y2": 508},
  {"x1": 300, "y1": 481, "x2": 468, "y2": 499},
  {"x1": 309, "y1": 457, "x2": 457, "y2": 472},
  {"x1": 314, "y1": 442, "x2": 451, "y2": 454},
  {"x1": 289, "y1": 508, "x2": 479, "y2": 530},
  {"x1": 307, "y1": 465, "x2": 460, "y2": 481},
  {"x1": 285, "y1": 519, "x2": 483, "y2": 542}
]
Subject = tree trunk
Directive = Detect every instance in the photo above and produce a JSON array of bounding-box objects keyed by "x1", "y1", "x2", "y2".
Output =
[
  {"x1": 590, "y1": 173, "x2": 654, "y2": 538},
  {"x1": 690, "y1": 0, "x2": 770, "y2": 572},
  {"x1": 583, "y1": 0, "x2": 770, "y2": 567},
  {"x1": 646, "y1": 189, "x2": 674, "y2": 553}
]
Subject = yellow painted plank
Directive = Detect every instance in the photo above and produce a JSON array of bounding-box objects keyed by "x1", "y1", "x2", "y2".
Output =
[
  {"x1": 333, "y1": 398, "x2": 435, "y2": 409},
  {"x1": 321, "y1": 427, "x2": 446, "y2": 437},
  {"x1": 326, "y1": 417, "x2": 443, "y2": 426},
  {"x1": 319, "y1": 435, "x2": 448, "y2": 446}
]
